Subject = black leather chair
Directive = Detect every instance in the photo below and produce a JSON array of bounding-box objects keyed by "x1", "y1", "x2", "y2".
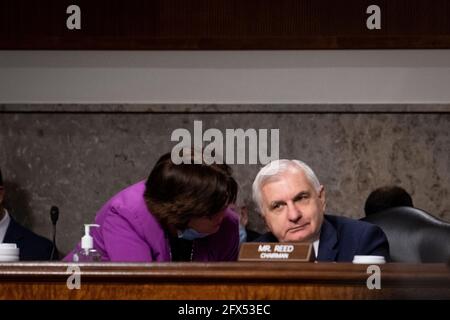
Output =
[{"x1": 362, "y1": 207, "x2": 450, "y2": 263}]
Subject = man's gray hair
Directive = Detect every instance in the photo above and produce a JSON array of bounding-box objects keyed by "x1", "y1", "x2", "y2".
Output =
[{"x1": 252, "y1": 159, "x2": 321, "y2": 214}]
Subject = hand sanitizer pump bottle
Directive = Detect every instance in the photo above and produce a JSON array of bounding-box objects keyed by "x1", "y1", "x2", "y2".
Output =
[{"x1": 73, "y1": 224, "x2": 102, "y2": 262}]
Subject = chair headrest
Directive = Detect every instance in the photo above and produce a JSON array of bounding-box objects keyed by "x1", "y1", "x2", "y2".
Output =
[{"x1": 363, "y1": 206, "x2": 450, "y2": 229}]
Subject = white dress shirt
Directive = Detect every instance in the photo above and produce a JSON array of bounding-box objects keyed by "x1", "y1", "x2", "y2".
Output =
[
  {"x1": 313, "y1": 239, "x2": 320, "y2": 259},
  {"x1": 0, "y1": 209, "x2": 11, "y2": 243}
]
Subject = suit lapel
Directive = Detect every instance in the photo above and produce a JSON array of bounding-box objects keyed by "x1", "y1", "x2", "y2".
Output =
[{"x1": 317, "y1": 216, "x2": 338, "y2": 261}]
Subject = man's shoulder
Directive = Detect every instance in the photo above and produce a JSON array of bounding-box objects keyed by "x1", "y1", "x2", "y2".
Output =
[
  {"x1": 322, "y1": 214, "x2": 390, "y2": 261},
  {"x1": 324, "y1": 214, "x2": 387, "y2": 247},
  {"x1": 7, "y1": 218, "x2": 53, "y2": 247},
  {"x1": 325, "y1": 214, "x2": 378, "y2": 233}
]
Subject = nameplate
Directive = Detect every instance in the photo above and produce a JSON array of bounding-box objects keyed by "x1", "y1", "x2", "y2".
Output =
[{"x1": 238, "y1": 242, "x2": 315, "y2": 262}]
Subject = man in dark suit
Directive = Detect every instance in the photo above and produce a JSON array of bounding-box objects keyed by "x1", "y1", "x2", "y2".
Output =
[
  {"x1": 0, "y1": 168, "x2": 55, "y2": 260},
  {"x1": 251, "y1": 159, "x2": 390, "y2": 262}
]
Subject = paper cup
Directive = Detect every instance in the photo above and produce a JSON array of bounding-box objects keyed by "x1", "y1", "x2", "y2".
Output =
[
  {"x1": 352, "y1": 255, "x2": 386, "y2": 264},
  {"x1": 0, "y1": 255, "x2": 19, "y2": 262},
  {"x1": 0, "y1": 243, "x2": 20, "y2": 261}
]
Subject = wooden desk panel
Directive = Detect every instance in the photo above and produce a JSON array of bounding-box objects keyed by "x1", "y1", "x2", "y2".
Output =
[{"x1": 0, "y1": 262, "x2": 449, "y2": 299}]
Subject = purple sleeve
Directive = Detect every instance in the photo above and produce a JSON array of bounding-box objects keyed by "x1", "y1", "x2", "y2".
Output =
[
  {"x1": 218, "y1": 209, "x2": 240, "y2": 261},
  {"x1": 101, "y1": 206, "x2": 153, "y2": 262}
]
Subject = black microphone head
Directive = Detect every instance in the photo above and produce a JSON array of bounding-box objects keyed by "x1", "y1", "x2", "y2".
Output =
[{"x1": 50, "y1": 206, "x2": 59, "y2": 225}]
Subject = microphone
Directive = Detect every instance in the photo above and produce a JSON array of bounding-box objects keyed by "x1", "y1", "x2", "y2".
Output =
[{"x1": 49, "y1": 206, "x2": 59, "y2": 260}]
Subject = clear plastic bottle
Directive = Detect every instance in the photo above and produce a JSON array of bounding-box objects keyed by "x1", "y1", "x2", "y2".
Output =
[{"x1": 73, "y1": 224, "x2": 102, "y2": 262}]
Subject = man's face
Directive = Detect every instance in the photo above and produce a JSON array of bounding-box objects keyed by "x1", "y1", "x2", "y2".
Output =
[{"x1": 260, "y1": 169, "x2": 326, "y2": 242}]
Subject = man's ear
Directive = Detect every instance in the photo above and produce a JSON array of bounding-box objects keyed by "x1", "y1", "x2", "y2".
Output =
[{"x1": 319, "y1": 185, "x2": 326, "y2": 211}]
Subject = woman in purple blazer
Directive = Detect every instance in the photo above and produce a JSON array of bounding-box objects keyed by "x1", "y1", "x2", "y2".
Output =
[{"x1": 64, "y1": 151, "x2": 239, "y2": 262}]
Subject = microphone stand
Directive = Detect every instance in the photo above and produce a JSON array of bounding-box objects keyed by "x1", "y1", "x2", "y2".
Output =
[{"x1": 50, "y1": 206, "x2": 59, "y2": 260}]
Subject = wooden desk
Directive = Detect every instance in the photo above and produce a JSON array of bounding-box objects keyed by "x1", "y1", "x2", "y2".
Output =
[{"x1": 0, "y1": 262, "x2": 449, "y2": 299}]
